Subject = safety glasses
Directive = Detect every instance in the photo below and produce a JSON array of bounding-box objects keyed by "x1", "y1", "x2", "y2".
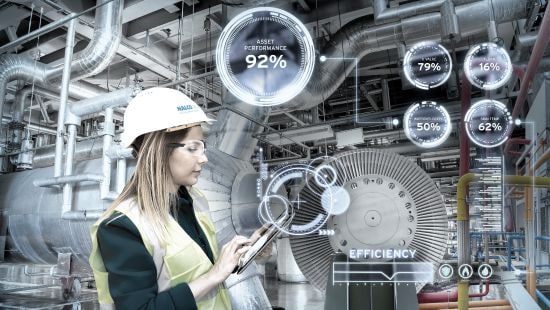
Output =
[{"x1": 168, "y1": 140, "x2": 206, "y2": 157}]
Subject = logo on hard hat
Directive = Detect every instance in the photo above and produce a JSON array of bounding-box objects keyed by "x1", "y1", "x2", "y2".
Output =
[{"x1": 177, "y1": 105, "x2": 195, "y2": 112}]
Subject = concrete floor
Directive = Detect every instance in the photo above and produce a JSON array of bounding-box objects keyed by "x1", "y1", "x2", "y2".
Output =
[{"x1": 264, "y1": 277, "x2": 325, "y2": 310}]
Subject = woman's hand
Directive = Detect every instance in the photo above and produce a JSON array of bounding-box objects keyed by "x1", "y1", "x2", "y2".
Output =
[
  {"x1": 209, "y1": 235, "x2": 251, "y2": 284},
  {"x1": 249, "y1": 224, "x2": 273, "y2": 259}
]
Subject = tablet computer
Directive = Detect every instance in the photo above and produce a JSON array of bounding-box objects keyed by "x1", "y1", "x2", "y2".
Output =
[{"x1": 234, "y1": 211, "x2": 294, "y2": 275}]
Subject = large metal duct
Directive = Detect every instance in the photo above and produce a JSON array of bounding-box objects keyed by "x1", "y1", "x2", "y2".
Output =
[
  {"x1": 211, "y1": 0, "x2": 530, "y2": 159},
  {"x1": 0, "y1": 0, "x2": 123, "y2": 140},
  {"x1": 285, "y1": 0, "x2": 529, "y2": 111},
  {"x1": 289, "y1": 149, "x2": 448, "y2": 293},
  {"x1": 0, "y1": 144, "x2": 271, "y2": 308}
]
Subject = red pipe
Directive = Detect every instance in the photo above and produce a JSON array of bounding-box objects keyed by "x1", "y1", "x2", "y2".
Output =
[
  {"x1": 417, "y1": 281, "x2": 490, "y2": 303},
  {"x1": 459, "y1": 72, "x2": 471, "y2": 177},
  {"x1": 468, "y1": 280, "x2": 490, "y2": 298},
  {"x1": 507, "y1": 138, "x2": 531, "y2": 145},
  {"x1": 418, "y1": 289, "x2": 458, "y2": 303},
  {"x1": 505, "y1": 5, "x2": 550, "y2": 149}
]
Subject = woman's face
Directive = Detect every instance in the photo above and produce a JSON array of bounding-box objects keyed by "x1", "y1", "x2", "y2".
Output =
[{"x1": 168, "y1": 126, "x2": 208, "y2": 187}]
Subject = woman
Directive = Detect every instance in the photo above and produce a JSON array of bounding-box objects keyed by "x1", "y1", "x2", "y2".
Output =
[{"x1": 89, "y1": 87, "x2": 255, "y2": 309}]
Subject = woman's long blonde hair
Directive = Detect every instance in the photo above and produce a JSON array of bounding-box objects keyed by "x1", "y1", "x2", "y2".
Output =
[{"x1": 102, "y1": 128, "x2": 188, "y2": 246}]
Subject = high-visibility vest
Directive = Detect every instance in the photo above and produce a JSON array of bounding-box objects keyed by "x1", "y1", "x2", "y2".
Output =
[{"x1": 89, "y1": 188, "x2": 232, "y2": 310}]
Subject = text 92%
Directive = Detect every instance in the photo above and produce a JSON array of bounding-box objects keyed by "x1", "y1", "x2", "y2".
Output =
[{"x1": 245, "y1": 54, "x2": 287, "y2": 69}]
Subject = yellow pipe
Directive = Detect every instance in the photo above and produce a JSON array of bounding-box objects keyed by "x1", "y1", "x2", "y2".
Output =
[
  {"x1": 418, "y1": 299, "x2": 510, "y2": 310},
  {"x1": 456, "y1": 174, "x2": 550, "y2": 308}
]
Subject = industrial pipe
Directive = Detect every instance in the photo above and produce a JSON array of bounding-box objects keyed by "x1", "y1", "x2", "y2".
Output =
[
  {"x1": 53, "y1": 18, "x2": 76, "y2": 177},
  {"x1": 69, "y1": 87, "x2": 138, "y2": 117},
  {"x1": 443, "y1": 307, "x2": 512, "y2": 310},
  {"x1": 506, "y1": 2, "x2": 550, "y2": 147},
  {"x1": 457, "y1": 172, "x2": 474, "y2": 310},
  {"x1": 100, "y1": 107, "x2": 115, "y2": 200},
  {"x1": 419, "y1": 299, "x2": 510, "y2": 310},
  {"x1": 418, "y1": 281, "x2": 489, "y2": 303},
  {"x1": 372, "y1": 0, "x2": 479, "y2": 23},
  {"x1": 0, "y1": 0, "x2": 124, "y2": 147},
  {"x1": 457, "y1": 174, "x2": 550, "y2": 307},
  {"x1": 62, "y1": 124, "x2": 78, "y2": 214},
  {"x1": 285, "y1": 0, "x2": 530, "y2": 111},
  {"x1": 536, "y1": 289, "x2": 550, "y2": 308},
  {"x1": 33, "y1": 174, "x2": 103, "y2": 187}
]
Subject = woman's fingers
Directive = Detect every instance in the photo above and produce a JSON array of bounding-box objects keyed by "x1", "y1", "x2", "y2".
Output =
[{"x1": 236, "y1": 245, "x2": 251, "y2": 256}]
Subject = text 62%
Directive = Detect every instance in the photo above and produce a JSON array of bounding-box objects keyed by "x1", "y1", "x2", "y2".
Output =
[{"x1": 478, "y1": 123, "x2": 502, "y2": 131}]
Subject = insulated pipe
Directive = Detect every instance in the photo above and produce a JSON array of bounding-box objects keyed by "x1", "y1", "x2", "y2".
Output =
[
  {"x1": 116, "y1": 158, "x2": 126, "y2": 194},
  {"x1": 69, "y1": 87, "x2": 138, "y2": 117},
  {"x1": 100, "y1": 107, "x2": 114, "y2": 199},
  {"x1": 53, "y1": 18, "x2": 76, "y2": 177},
  {"x1": 12, "y1": 86, "x2": 61, "y2": 147},
  {"x1": 282, "y1": 0, "x2": 530, "y2": 111},
  {"x1": 45, "y1": 0, "x2": 124, "y2": 81},
  {"x1": 62, "y1": 124, "x2": 78, "y2": 214},
  {"x1": 33, "y1": 174, "x2": 103, "y2": 187},
  {"x1": 372, "y1": 0, "x2": 477, "y2": 23},
  {"x1": 419, "y1": 300, "x2": 510, "y2": 310},
  {"x1": 0, "y1": 0, "x2": 124, "y2": 144}
]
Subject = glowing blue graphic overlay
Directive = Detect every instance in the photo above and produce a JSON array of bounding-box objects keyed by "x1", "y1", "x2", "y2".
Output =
[
  {"x1": 403, "y1": 101, "x2": 452, "y2": 148},
  {"x1": 332, "y1": 262, "x2": 434, "y2": 284},
  {"x1": 438, "y1": 264, "x2": 453, "y2": 279},
  {"x1": 260, "y1": 163, "x2": 335, "y2": 235},
  {"x1": 321, "y1": 186, "x2": 350, "y2": 215},
  {"x1": 216, "y1": 7, "x2": 315, "y2": 106},
  {"x1": 464, "y1": 99, "x2": 513, "y2": 148},
  {"x1": 403, "y1": 41, "x2": 452, "y2": 90},
  {"x1": 464, "y1": 42, "x2": 513, "y2": 90}
]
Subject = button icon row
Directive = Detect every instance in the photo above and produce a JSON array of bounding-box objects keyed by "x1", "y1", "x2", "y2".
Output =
[{"x1": 438, "y1": 263, "x2": 492, "y2": 279}]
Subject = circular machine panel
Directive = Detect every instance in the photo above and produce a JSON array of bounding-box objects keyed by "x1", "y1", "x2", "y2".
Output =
[
  {"x1": 463, "y1": 42, "x2": 513, "y2": 90},
  {"x1": 289, "y1": 149, "x2": 448, "y2": 293},
  {"x1": 403, "y1": 41, "x2": 452, "y2": 90},
  {"x1": 403, "y1": 101, "x2": 452, "y2": 148},
  {"x1": 216, "y1": 7, "x2": 315, "y2": 106},
  {"x1": 464, "y1": 99, "x2": 514, "y2": 148},
  {"x1": 327, "y1": 175, "x2": 417, "y2": 256}
]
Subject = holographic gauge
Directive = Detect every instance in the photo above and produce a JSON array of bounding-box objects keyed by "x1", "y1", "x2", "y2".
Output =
[
  {"x1": 216, "y1": 7, "x2": 315, "y2": 106},
  {"x1": 403, "y1": 41, "x2": 452, "y2": 90},
  {"x1": 464, "y1": 99, "x2": 513, "y2": 148},
  {"x1": 403, "y1": 101, "x2": 452, "y2": 148},
  {"x1": 464, "y1": 42, "x2": 513, "y2": 90},
  {"x1": 260, "y1": 163, "x2": 337, "y2": 235}
]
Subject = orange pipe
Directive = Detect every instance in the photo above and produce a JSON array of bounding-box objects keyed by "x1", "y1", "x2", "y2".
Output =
[
  {"x1": 418, "y1": 300, "x2": 509, "y2": 310},
  {"x1": 442, "y1": 307, "x2": 512, "y2": 310}
]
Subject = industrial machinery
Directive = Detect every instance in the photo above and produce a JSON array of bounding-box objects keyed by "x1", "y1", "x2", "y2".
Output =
[{"x1": 0, "y1": 0, "x2": 550, "y2": 309}]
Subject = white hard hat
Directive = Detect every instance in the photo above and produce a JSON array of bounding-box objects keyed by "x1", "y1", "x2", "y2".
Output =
[{"x1": 121, "y1": 87, "x2": 215, "y2": 148}]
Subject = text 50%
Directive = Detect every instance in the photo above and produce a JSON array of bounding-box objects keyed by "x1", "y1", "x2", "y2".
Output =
[{"x1": 416, "y1": 123, "x2": 441, "y2": 131}]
